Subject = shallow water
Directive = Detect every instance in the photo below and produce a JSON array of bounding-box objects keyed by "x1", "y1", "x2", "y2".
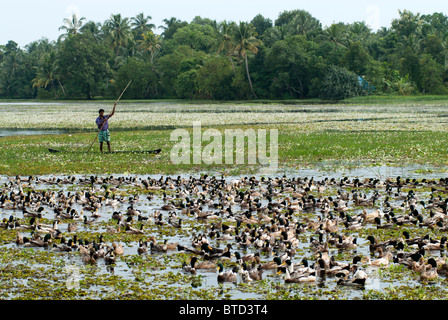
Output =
[
  {"x1": 0, "y1": 128, "x2": 69, "y2": 137},
  {"x1": 1, "y1": 167, "x2": 448, "y2": 300},
  {"x1": 279, "y1": 163, "x2": 448, "y2": 180}
]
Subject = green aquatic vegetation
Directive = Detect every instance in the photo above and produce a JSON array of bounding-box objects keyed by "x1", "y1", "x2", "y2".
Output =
[
  {"x1": 3, "y1": 102, "x2": 448, "y2": 300},
  {"x1": 3, "y1": 102, "x2": 448, "y2": 175},
  {"x1": 0, "y1": 229, "x2": 16, "y2": 245}
]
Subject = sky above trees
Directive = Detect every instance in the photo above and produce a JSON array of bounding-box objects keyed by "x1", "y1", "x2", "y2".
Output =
[{"x1": 2, "y1": 0, "x2": 448, "y2": 47}]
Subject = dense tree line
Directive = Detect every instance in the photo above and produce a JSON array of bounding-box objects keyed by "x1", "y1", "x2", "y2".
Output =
[{"x1": 1, "y1": 9, "x2": 448, "y2": 100}]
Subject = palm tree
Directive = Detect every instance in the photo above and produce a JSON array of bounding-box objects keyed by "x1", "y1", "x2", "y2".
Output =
[
  {"x1": 158, "y1": 17, "x2": 186, "y2": 39},
  {"x1": 103, "y1": 14, "x2": 133, "y2": 57},
  {"x1": 322, "y1": 23, "x2": 348, "y2": 47},
  {"x1": 159, "y1": 17, "x2": 181, "y2": 31},
  {"x1": 349, "y1": 21, "x2": 371, "y2": 43},
  {"x1": 263, "y1": 25, "x2": 288, "y2": 46},
  {"x1": 5, "y1": 52, "x2": 21, "y2": 79},
  {"x1": 138, "y1": 31, "x2": 162, "y2": 96},
  {"x1": 131, "y1": 12, "x2": 155, "y2": 38},
  {"x1": 58, "y1": 14, "x2": 86, "y2": 40},
  {"x1": 138, "y1": 31, "x2": 162, "y2": 65},
  {"x1": 217, "y1": 21, "x2": 237, "y2": 76},
  {"x1": 233, "y1": 22, "x2": 262, "y2": 99},
  {"x1": 392, "y1": 10, "x2": 423, "y2": 40},
  {"x1": 32, "y1": 51, "x2": 65, "y2": 98},
  {"x1": 1, "y1": 52, "x2": 22, "y2": 97},
  {"x1": 80, "y1": 21, "x2": 103, "y2": 42}
]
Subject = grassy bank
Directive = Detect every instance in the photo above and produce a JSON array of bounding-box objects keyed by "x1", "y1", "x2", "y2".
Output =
[
  {"x1": 1, "y1": 126, "x2": 447, "y2": 176},
  {"x1": 1, "y1": 99, "x2": 448, "y2": 176}
]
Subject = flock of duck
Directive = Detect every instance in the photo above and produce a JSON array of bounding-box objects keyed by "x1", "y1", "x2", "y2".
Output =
[{"x1": 2, "y1": 174, "x2": 448, "y2": 289}]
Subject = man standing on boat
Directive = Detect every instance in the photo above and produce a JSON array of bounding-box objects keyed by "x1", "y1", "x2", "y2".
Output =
[{"x1": 96, "y1": 102, "x2": 116, "y2": 153}]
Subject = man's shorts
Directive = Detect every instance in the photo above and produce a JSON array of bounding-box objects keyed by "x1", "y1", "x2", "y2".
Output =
[{"x1": 99, "y1": 130, "x2": 111, "y2": 143}]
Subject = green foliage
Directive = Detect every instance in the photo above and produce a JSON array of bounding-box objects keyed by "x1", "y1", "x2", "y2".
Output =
[
  {"x1": 251, "y1": 14, "x2": 273, "y2": 36},
  {"x1": 395, "y1": 74, "x2": 416, "y2": 96},
  {"x1": 364, "y1": 60, "x2": 385, "y2": 92},
  {"x1": 314, "y1": 41, "x2": 346, "y2": 66},
  {"x1": 320, "y1": 65, "x2": 364, "y2": 100},
  {"x1": 391, "y1": 10, "x2": 423, "y2": 39},
  {"x1": 275, "y1": 9, "x2": 322, "y2": 37},
  {"x1": 175, "y1": 69, "x2": 198, "y2": 99},
  {"x1": 228, "y1": 65, "x2": 251, "y2": 99},
  {"x1": 171, "y1": 23, "x2": 217, "y2": 53},
  {"x1": 157, "y1": 45, "x2": 205, "y2": 98},
  {"x1": 114, "y1": 58, "x2": 156, "y2": 99},
  {"x1": 159, "y1": 18, "x2": 189, "y2": 40},
  {"x1": 2, "y1": 9, "x2": 448, "y2": 100},
  {"x1": 131, "y1": 12, "x2": 155, "y2": 41},
  {"x1": 36, "y1": 88, "x2": 54, "y2": 100},
  {"x1": 32, "y1": 51, "x2": 62, "y2": 98},
  {"x1": 103, "y1": 14, "x2": 133, "y2": 58},
  {"x1": 342, "y1": 41, "x2": 371, "y2": 75},
  {"x1": 420, "y1": 34, "x2": 445, "y2": 65},
  {"x1": 419, "y1": 54, "x2": 446, "y2": 94},
  {"x1": 57, "y1": 33, "x2": 112, "y2": 99},
  {"x1": 399, "y1": 47, "x2": 421, "y2": 88},
  {"x1": 0, "y1": 41, "x2": 36, "y2": 98},
  {"x1": 265, "y1": 36, "x2": 317, "y2": 98},
  {"x1": 197, "y1": 56, "x2": 235, "y2": 99}
]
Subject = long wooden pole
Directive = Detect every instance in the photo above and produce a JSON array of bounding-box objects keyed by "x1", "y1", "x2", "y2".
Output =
[{"x1": 86, "y1": 81, "x2": 132, "y2": 153}]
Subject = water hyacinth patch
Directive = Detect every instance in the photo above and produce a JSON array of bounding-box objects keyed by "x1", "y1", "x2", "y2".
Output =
[
  {"x1": 2, "y1": 101, "x2": 448, "y2": 133},
  {"x1": 1, "y1": 126, "x2": 448, "y2": 176}
]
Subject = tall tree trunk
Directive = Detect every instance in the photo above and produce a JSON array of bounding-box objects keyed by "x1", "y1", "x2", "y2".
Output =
[
  {"x1": 58, "y1": 80, "x2": 67, "y2": 97},
  {"x1": 51, "y1": 82, "x2": 59, "y2": 99},
  {"x1": 244, "y1": 54, "x2": 257, "y2": 99},
  {"x1": 229, "y1": 54, "x2": 236, "y2": 77},
  {"x1": 150, "y1": 52, "x2": 159, "y2": 96},
  {"x1": 86, "y1": 83, "x2": 92, "y2": 100}
]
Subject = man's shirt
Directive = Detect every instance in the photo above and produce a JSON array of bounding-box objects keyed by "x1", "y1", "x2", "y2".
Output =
[{"x1": 96, "y1": 115, "x2": 110, "y2": 131}]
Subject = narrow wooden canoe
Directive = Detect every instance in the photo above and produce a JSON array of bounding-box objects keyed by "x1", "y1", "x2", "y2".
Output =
[{"x1": 49, "y1": 148, "x2": 162, "y2": 154}]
